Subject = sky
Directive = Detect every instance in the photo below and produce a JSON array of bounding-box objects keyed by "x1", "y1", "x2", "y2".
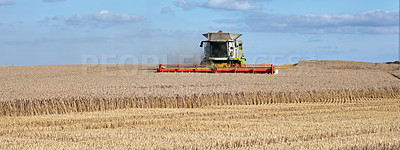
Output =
[{"x1": 0, "y1": 0, "x2": 398, "y2": 66}]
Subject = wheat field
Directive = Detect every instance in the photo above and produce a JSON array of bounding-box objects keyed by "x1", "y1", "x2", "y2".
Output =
[
  {"x1": 0, "y1": 60, "x2": 400, "y2": 149},
  {"x1": 0, "y1": 60, "x2": 399, "y2": 116},
  {"x1": 1, "y1": 98, "x2": 399, "y2": 149}
]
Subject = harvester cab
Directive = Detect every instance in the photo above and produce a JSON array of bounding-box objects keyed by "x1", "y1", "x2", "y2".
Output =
[{"x1": 200, "y1": 30, "x2": 246, "y2": 65}]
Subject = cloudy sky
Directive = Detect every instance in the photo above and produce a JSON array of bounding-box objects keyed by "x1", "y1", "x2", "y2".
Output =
[{"x1": 0, "y1": 0, "x2": 398, "y2": 66}]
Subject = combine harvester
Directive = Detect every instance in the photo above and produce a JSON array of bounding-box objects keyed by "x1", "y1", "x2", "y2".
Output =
[{"x1": 157, "y1": 30, "x2": 274, "y2": 74}]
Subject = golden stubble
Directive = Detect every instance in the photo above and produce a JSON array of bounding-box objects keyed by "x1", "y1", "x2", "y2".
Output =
[{"x1": 0, "y1": 98, "x2": 399, "y2": 149}]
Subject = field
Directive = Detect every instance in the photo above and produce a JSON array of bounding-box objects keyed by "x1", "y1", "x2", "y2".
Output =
[
  {"x1": 1, "y1": 98, "x2": 399, "y2": 149},
  {"x1": 0, "y1": 60, "x2": 400, "y2": 149}
]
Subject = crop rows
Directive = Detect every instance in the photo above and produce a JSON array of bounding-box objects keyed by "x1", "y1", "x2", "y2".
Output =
[{"x1": 0, "y1": 87, "x2": 399, "y2": 116}]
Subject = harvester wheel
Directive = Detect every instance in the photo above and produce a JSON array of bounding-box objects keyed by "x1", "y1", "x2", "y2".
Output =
[{"x1": 200, "y1": 60, "x2": 213, "y2": 65}]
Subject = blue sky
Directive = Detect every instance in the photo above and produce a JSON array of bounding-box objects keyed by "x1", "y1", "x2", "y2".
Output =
[{"x1": 0, "y1": 0, "x2": 398, "y2": 66}]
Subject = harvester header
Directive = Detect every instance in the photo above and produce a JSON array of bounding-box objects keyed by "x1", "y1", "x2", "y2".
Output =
[{"x1": 157, "y1": 30, "x2": 274, "y2": 74}]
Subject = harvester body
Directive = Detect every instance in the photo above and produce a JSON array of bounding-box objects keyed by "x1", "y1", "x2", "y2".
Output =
[
  {"x1": 200, "y1": 31, "x2": 245, "y2": 65},
  {"x1": 157, "y1": 31, "x2": 274, "y2": 74}
]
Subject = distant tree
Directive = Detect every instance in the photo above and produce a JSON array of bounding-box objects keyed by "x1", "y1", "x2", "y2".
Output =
[{"x1": 386, "y1": 61, "x2": 400, "y2": 64}]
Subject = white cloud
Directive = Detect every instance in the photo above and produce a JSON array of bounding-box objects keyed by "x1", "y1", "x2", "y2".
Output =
[
  {"x1": 175, "y1": 0, "x2": 266, "y2": 10},
  {"x1": 161, "y1": 7, "x2": 174, "y2": 14},
  {"x1": 0, "y1": 0, "x2": 14, "y2": 6},
  {"x1": 39, "y1": 15, "x2": 65, "y2": 24},
  {"x1": 205, "y1": 0, "x2": 261, "y2": 10},
  {"x1": 175, "y1": 0, "x2": 203, "y2": 10},
  {"x1": 65, "y1": 10, "x2": 143, "y2": 27},
  {"x1": 215, "y1": 10, "x2": 399, "y2": 34}
]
